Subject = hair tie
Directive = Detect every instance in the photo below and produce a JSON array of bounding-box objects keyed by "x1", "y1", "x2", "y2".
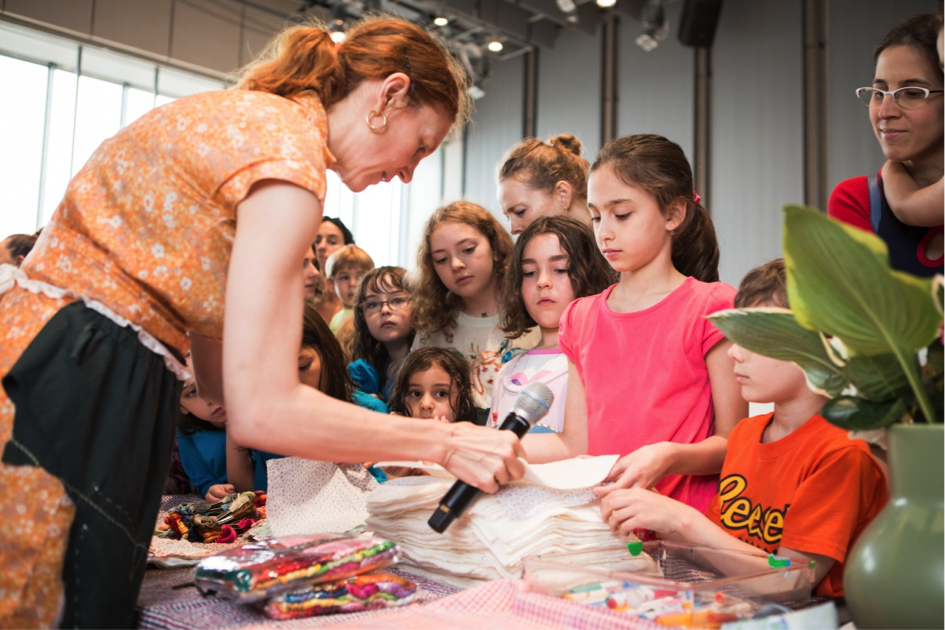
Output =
[{"x1": 693, "y1": 190, "x2": 701, "y2": 205}]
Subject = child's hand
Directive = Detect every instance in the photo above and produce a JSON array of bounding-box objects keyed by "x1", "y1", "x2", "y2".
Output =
[
  {"x1": 205, "y1": 484, "x2": 235, "y2": 503},
  {"x1": 598, "y1": 443, "x2": 675, "y2": 495},
  {"x1": 433, "y1": 415, "x2": 451, "y2": 424},
  {"x1": 596, "y1": 487, "x2": 694, "y2": 539}
]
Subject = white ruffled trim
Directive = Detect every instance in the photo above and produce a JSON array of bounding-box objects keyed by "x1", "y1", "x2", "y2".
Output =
[{"x1": 0, "y1": 263, "x2": 188, "y2": 381}]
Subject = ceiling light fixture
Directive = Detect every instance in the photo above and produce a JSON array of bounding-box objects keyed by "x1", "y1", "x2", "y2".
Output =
[
  {"x1": 487, "y1": 38, "x2": 504, "y2": 52},
  {"x1": 329, "y1": 18, "x2": 347, "y2": 43},
  {"x1": 433, "y1": 16, "x2": 449, "y2": 26},
  {"x1": 596, "y1": 0, "x2": 616, "y2": 7}
]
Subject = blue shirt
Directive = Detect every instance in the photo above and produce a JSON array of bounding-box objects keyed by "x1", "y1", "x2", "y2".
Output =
[
  {"x1": 250, "y1": 389, "x2": 389, "y2": 492},
  {"x1": 176, "y1": 428, "x2": 227, "y2": 499}
]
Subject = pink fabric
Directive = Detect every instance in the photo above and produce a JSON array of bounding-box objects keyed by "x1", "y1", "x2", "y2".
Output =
[
  {"x1": 558, "y1": 277, "x2": 735, "y2": 513},
  {"x1": 327, "y1": 579, "x2": 660, "y2": 630}
]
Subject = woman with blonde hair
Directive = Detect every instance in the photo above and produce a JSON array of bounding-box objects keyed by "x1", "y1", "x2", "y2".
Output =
[
  {"x1": 497, "y1": 134, "x2": 591, "y2": 235},
  {"x1": 0, "y1": 17, "x2": 525, "y2": 627}
]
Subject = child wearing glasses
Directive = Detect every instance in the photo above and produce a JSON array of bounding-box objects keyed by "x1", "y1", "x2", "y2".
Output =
[
  {"x1": 828, "y1": 13, "x2": 943, "y2": 277},
  {"x1": 348, "y1": 266, "x2": 415, "y2": 402}
]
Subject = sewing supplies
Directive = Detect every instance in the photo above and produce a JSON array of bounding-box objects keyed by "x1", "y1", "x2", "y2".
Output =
[
  {"x1": 261, "y1": 572, "x2": 417, "y2": 619},
  {"x1": 156, "y1": 491, "x2": 266, "y2": 544},
  {"x1": 194, "y1": 533, "x2": 400, "y2": 602}
]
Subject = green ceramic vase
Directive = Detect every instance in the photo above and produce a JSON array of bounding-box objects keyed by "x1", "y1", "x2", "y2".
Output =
[{"x1": 844, "y1": 424, "x2": 944, "y2": 629}]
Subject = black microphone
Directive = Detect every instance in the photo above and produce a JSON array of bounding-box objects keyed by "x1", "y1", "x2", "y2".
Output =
[{"x1": 428, "y1": 382, "x2": 554, "y2": 533}]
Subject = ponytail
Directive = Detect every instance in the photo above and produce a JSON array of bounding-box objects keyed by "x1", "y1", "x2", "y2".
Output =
[
  {"x1": 237, "y1": 17, "x2": 469, "y2": 126},
  {"x1": 236, "y1": 26, "x2": 345, "y2": 106},
  {"x1": 591, "y1": 134, "x2": 720, "y2": 282},
  {"x1": 498, "y1": 134, "x2": 590, "y2": 205},
  {"x1": 672, "y1": 202, "x2": 719, "y2": 282}
]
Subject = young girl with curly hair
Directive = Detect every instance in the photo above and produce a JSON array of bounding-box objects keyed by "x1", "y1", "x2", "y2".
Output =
[
  {"x1": 388, "y1": 347, "x2": 477, "y2": 423},
  {"x1": 411, "y1": 201, "x2": 540, "y2": 418}
]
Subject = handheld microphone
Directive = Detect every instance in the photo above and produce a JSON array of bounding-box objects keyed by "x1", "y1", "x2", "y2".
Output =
[{"x1": 428, "y1": 382, "x2": 554, "y2": 533}]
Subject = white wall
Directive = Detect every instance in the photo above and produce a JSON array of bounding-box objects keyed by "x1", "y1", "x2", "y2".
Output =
[
  {"x1": 463, "y1": 55, "x2": 526, "y2": 220},
  {"x1": 710, "y1": 0, "x2": 806, "y2": 287},
  {"x1": 617, "y1": 3, "x2": 694, "y2": 165},
  {"x1": 536, "y1": 25, "x2": 603, "y2": 163}
]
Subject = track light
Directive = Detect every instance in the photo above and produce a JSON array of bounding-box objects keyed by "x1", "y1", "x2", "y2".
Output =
[
  {"x1": 487, "y1": 38, "x2": 503, "y2": 52},
  {"x1": 433, "y1": 16, "x2": 449, "y2": 26},
  {"x1": 596, "y1": 0, "x2": 616, "y2": 7},
  {"x1": 636, "y1": 0, "x2": 668, "y2": 51},
  {"x1": 329, "y1": 18, "x2": 346, "y2": 43}
]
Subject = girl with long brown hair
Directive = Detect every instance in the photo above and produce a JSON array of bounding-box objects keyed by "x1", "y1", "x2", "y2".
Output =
[{"x1": 524, "y1": 134, "x2": 747, "y2": 516}]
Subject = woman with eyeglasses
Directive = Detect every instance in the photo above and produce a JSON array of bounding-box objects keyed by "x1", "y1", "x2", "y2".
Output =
[{"x1": 828, "y1": 13, "x2": 943, "y2": 277}]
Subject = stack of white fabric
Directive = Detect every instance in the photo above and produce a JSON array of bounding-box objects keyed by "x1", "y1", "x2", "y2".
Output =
[{"x1": 366, "y1": 456, "x2": 659, "y2": 589}]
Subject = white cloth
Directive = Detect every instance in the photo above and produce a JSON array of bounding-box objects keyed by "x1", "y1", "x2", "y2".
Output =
[
  {"x1": 412, "y1": 312, "x2": 540, "y2": 409},
  {"x1": 367, "y1": 456, "x2": 657, "y2": 589},
  {"x1": 266, "y1": 459, "x2": 379, "y2": 536}
]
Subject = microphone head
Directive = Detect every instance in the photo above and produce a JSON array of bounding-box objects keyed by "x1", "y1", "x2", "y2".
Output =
[{"x1": 511, "y1": 382, "x2": 554, "y2": 425}]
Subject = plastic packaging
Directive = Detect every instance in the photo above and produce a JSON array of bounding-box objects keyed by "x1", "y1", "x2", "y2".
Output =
[
  {"x1": 524, "y1": 541, "x2": 815, "y2": 626},
  {"x1": 194, "y1": 533, "x2": 399, "y2": 601},
  {"x1": 261, "y1": 572, "x2": 417, "y2": 619}
]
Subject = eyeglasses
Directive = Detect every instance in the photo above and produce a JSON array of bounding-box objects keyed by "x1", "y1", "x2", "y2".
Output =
[
  {"x1": 856, "y1": 86, "x2": 944, "y2": 109},
  {"x1": 362, "y1": 295, "x2": 411, "y2": 314}
]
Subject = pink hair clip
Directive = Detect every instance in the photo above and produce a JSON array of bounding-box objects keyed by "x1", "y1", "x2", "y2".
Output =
[{"x1": 693, "y1": 190, "x2": 701, "y2": 205}]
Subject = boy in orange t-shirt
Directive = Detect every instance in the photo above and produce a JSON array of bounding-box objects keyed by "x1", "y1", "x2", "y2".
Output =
[{"x1": 595, "y1": 259, "x2": 888, "y2": 598}]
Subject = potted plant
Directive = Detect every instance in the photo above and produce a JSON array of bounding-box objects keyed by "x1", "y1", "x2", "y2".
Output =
[{"x1": 707, "y1": 205, "x2": 943, "y2": 630}]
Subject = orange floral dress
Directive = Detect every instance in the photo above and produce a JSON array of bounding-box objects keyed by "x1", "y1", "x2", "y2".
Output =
[{"x1": 0, "y1": 89, "x2": 332, "y2": 626}]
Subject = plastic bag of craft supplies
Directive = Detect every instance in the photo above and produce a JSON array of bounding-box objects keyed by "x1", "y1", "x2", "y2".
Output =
[
  {"x1": 194, "y1": 533, "x2": 399, "y2": 602},
  {"x1": 261, "y1": 572, "x2": 418, "y2": 619}
]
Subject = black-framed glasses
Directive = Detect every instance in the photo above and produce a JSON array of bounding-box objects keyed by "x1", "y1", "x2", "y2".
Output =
[
  {"x1": 856, "y1": 86, "x2": 944, "y2": 109},
  {"x1": 362, "y1": 295, "x2": 411, "y2": 314}
]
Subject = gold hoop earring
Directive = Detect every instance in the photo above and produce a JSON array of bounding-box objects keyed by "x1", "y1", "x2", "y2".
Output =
[{"x1": 365, "y1": 110, "x2": 387, "y2": 133}]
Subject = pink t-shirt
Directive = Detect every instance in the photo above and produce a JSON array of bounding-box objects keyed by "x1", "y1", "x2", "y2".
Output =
[{"x1": 558, "y1": 277, "x2": 736, "y2": 512}]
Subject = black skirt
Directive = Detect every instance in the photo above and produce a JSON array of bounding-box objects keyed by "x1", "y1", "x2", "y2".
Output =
[{"x1": 2, "y1": 301, "x2": 182, "y2": 628}]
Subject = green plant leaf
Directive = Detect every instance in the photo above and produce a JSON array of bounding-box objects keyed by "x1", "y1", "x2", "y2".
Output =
[
  {"x1": 708, "y1": 308, "x2": 847, "y2": 397},
  {"x1": 821, "y1": 396, "x2": 908, "y2": 431},
  {"x1": 934, "y1": 276, "x2": 944, "y2": 317},
  {"x1": 844, "y1": 354, "x2": 911, "y2": 402},
  {"x1": 783, "y1": 205, "x2": 940, "y2": 357}
]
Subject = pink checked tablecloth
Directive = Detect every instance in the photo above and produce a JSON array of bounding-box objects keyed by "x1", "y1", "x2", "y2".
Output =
[{"x1": 136, "y1": 570, "x2": 661, "y2": 630}]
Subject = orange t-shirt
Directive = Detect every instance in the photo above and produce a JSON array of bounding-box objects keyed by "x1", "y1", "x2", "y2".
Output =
[{"x1": 704, "y1": 413, "x2": 887, "y2": 598}]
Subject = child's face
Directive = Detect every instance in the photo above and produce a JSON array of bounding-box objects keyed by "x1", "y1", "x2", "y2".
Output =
[
  {"x1": 498, "y1": 177, "x2": 567, "y2": 235},
  {"x1": 302, "y1": 249, "x2": 320, "y2": 301},
  {"x1": 315, "y1": 221, "x2": 345, "y2": 271},
  {"x1": 363, "y1": 281, "x2": 413, "y2": 346},
  {"x1": 521, "y1": 233, "x2": 576, "y2": 330},
  {"x1": 298, "y1": 347, "x2": 327, "y2": 392},
  {"x1": 332, "y1": 266, "x2": 368, "y2": 308},
  {"x1": 405, "y1": 365, "x2": 457, "y2": 421},
  {"x1": 727, "y1": 343, "x2": 810, "y2": 405},
  {"x1": 180, "y1": 377, "x2": 227, "y2": 427},
  {"x1": 430, "y1": 221, "x2": 496, "y2": 301},
  {"x1": 587, "y1": 166, "x2": 682, "y2": 274}
]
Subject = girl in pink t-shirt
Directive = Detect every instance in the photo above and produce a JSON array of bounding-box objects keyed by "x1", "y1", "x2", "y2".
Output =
[
  {"x1": 490, "y1": 215, "x2": 615, "y2": 432},
  {"x1": 525, "y1": 134, "x2": 747, "y2": 513}
]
